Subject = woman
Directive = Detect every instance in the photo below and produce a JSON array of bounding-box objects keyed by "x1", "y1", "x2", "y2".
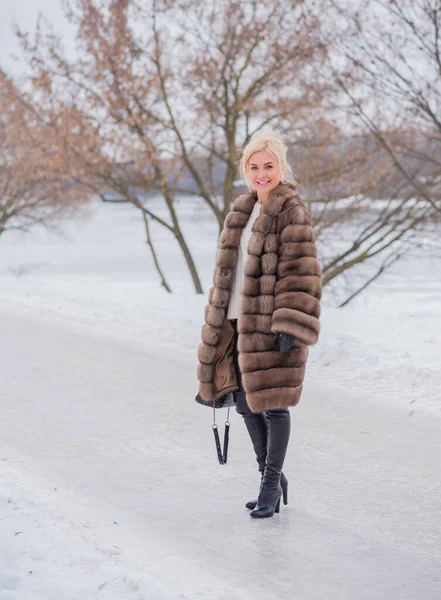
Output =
[{"x1": 197, "y1": 131, "x2": 322, "y2": 519}]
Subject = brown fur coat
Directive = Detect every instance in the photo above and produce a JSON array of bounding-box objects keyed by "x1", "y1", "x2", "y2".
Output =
[{"x1": 197, "y1": 182, "x2": 322, "y2": 413}]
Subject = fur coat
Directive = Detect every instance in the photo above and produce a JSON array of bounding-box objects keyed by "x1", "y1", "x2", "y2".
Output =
[{"x1": 197, "y1": 182, "x2": 322, "y2": 413}]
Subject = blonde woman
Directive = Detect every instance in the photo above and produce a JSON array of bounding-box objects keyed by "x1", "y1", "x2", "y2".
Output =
[{"x1": 197, "y1": 132, "x2": 322, "y2": 518}]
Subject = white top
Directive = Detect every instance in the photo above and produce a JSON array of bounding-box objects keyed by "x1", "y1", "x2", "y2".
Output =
[{"x1": 227, "y1": 201, "x2": 261, "y2": 320}]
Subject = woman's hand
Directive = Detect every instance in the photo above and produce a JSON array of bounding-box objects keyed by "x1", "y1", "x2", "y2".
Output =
[{"x1": 274, "y1": 333, "x2": 295, "y2": 353}]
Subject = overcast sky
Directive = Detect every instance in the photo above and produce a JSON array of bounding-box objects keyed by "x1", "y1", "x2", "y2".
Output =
[{"x1": 0, "y1": 0, "x2": 73, "y2": 74}]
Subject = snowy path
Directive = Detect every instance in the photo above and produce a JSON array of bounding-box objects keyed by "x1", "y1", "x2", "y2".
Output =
[{"x1": 1, "y1": 307, "x2": 440, "y2": 599}]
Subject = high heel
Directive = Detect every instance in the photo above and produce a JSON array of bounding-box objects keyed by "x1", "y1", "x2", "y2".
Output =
[
  {"x1": 246, "y1": 472, "x2": 288, "y2": 510},
  {"x1": 282, "y1": 476, "x2": 288, "y2": 505},
  {"x1": 250, "y1": 488, "x2": 282, "y2": 519}
]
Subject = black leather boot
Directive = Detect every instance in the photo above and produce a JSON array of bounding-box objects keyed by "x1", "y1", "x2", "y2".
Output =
[
  {"x1": 250, "y1": 408, "x2": 291, "y2": 519},
  {"x1": 235, "y1": 391, "x2": 289, "y2": 510},
  {"x1": 246, "y1": 472, "x2": 289, "y2": 510}
]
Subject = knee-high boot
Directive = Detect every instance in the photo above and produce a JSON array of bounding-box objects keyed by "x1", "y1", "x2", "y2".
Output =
[
  {"x1": 235, "y1": 392, "x2": 289, "y2": 510},
  {"x1": 250, "y1": 408, "x2": 291, "y2": 519}
]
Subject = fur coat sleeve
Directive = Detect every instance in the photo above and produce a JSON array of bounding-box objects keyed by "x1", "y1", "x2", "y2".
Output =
[{"x1": 271, "y1": 202, "x2": 322, "y2": 347}]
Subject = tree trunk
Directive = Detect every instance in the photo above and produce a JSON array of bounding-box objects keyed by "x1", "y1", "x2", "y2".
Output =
[
  {"x1": 222, "y1": 125, "x2": 238, "y2": 222},
  {"x1": 159, "y1": 177, "x2": 204, "y2": 294},
  {"x1": 174, "y1": 227, "x2": 204, "y2": 294},
  {"x1": 140, "y1": 208, "x2": 172, "y2": 293}
]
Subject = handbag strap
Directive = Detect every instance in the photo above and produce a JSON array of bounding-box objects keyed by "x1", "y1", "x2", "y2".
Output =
[{"x1": 212, "y1": 404, "x2": 231, "y2": 465}]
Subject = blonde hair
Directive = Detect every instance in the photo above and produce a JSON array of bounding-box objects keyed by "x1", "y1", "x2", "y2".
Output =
[{"x1": 239, "y1": 131, "x2": 296, "y2": 190}]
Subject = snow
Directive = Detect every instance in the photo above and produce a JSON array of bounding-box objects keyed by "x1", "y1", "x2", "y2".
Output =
[{"x1": 0, "y1": 198, "x2": 440, "y2": 599}]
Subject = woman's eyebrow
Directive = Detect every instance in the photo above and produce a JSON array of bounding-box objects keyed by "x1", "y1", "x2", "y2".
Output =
[{"x1": 250, "y1": 161, "x2": 274, "y2": 166}]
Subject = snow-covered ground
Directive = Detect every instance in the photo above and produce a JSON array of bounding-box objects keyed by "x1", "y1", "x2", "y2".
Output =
[{"x1": 0, "y1": 198, "x2": 440, "y2": 599}]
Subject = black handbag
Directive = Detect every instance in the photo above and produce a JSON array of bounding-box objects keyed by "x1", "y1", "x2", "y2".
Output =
[{"x1": 195, "y1": 392, "x2": 235, "y2": 465}]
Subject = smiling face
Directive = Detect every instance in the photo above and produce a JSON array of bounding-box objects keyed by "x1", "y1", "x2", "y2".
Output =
[{"x1": 247, "y1": 150, "x2": 282, "y2": 201}]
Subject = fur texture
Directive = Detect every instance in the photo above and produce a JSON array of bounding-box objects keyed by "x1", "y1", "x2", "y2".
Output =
[{"x1": 197, "y1": 182, "x2": 322, "y2": 413}]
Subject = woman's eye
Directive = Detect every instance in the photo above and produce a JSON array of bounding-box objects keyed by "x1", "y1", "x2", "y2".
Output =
[{"x1": 266, "y1": 165, "x2": 273, "y2": 169}]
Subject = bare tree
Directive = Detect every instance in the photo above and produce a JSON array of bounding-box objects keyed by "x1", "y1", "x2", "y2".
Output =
[
  {"x1": 16, "y1": 0, "x2": 331, "y2": 291},
  {"x1": 16, "y1": 0, "x2": 202, "y2": 293},
  {"x1": 282, "y1": 0, "x2": 440, "y2": 304},
  {"x1": 328, "y1": 0, "x2": 441, "y2": 213},
  {"x1": 151, "y1": 0, "x2": 329, "y2": 226},
  {"x1": 0, "y1": 70, "x2": 84, "y2": 239},
  {"x1": 292, "y1": 121, "x2": 433, "y2": 303}
]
